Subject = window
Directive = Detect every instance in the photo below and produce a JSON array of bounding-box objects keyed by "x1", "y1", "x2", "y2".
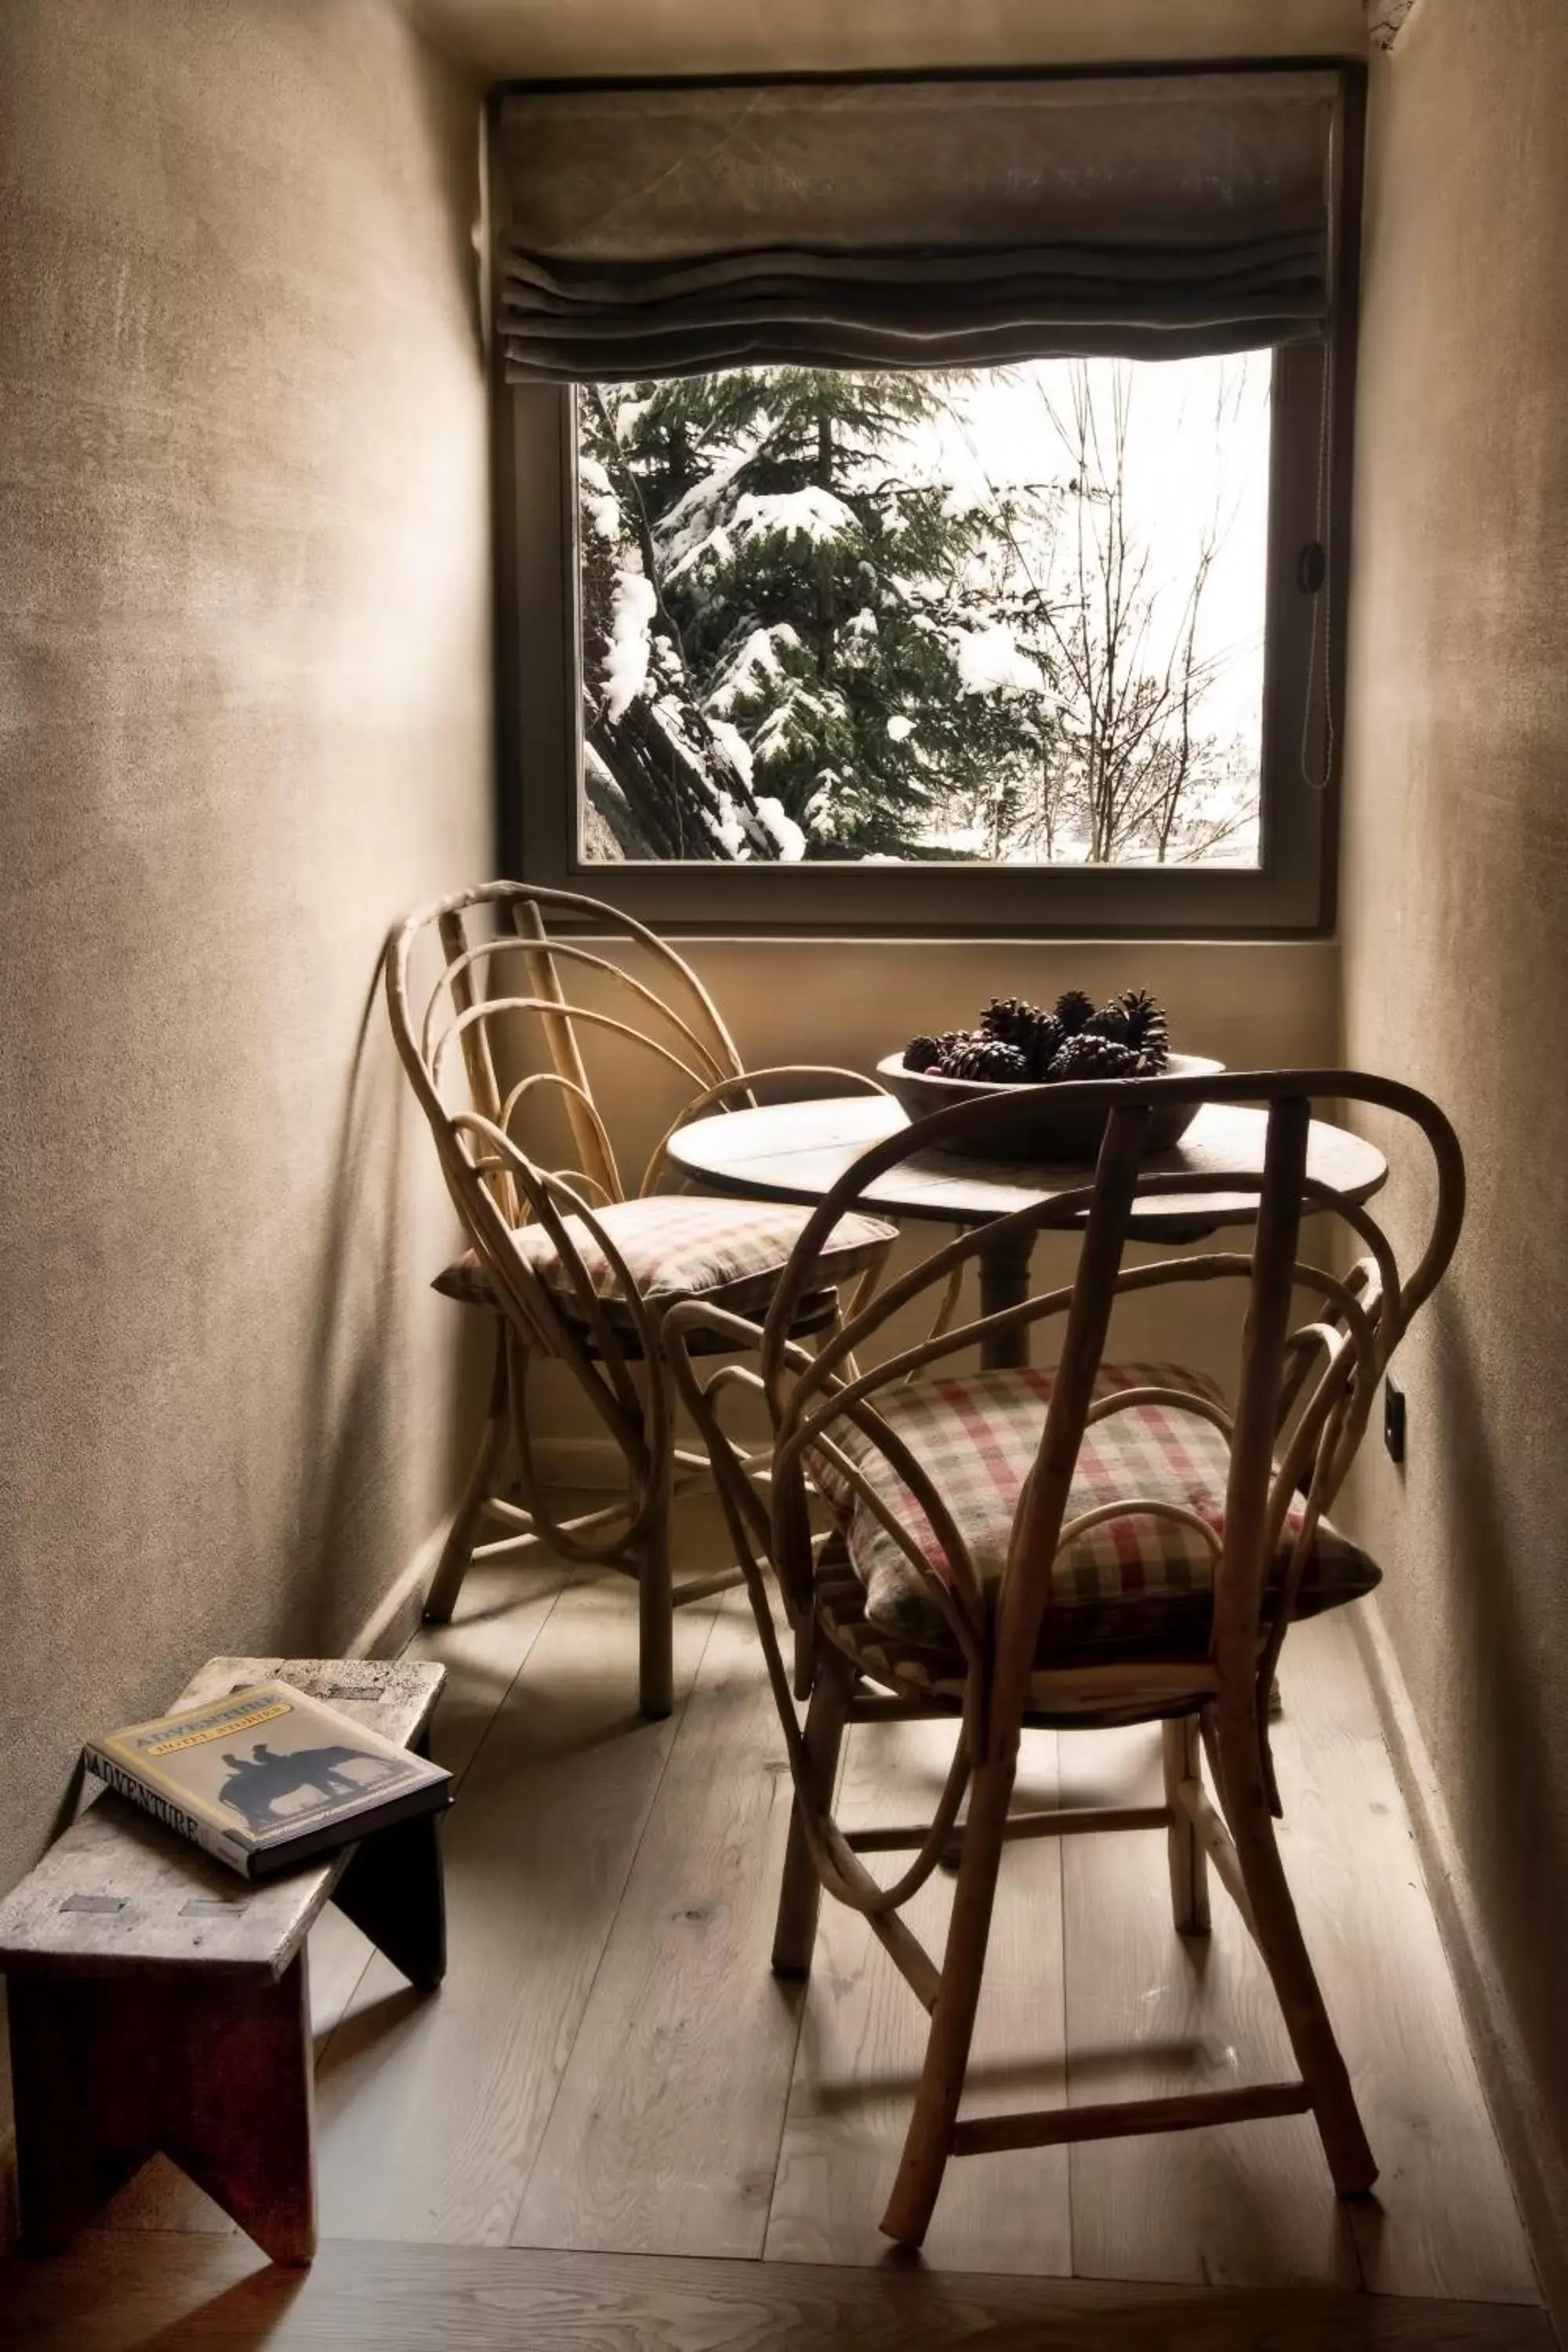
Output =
[
  {"x1": 578, "y1": 354, "x2": 1271, "y2": 873},
  {"x1": 495, "y1": 70, "x2": 1359, "y2": 936}
]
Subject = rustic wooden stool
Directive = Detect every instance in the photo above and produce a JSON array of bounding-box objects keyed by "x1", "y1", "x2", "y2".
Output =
[{"x1": 0, "y1": 1655, "x2": 445, "y2": 2265}]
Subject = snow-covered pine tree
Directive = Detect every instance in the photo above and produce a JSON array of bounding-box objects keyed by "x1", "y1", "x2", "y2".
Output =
[
  {"x1": 580, "y1": 369, "x2": 1061, "y2": 862},
  {"x1": 579, "y1": 388, "x2": 790, "y2": 862}
]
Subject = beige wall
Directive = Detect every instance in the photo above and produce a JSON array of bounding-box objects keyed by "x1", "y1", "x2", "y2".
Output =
[
  {"x1": 0, "y1": 0, "x2": 492, "y2": 1891},
  {"x1": 1338, "y1": 0, "x2": 1568, "y2": 2259}
]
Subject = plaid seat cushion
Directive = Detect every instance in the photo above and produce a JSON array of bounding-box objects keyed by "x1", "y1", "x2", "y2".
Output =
[
  {"x1": 815, "y1": 1541, "x2": 1210, "y2": 1717},
  {"x1": 812, "y1": 1362, "x2": 1378, "y2": 1659},
  {"x1": 434, "y1": 1194, "x2": 895, "y2": 1319},
  {"x1": 432, "y1": 1254, "x2": 506, "y2": 1308}
]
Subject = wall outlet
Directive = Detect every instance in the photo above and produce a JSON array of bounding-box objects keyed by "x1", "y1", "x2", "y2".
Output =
[{"x1": 1384, "y1": 1373, "x2": 1406, "y2": 1465}]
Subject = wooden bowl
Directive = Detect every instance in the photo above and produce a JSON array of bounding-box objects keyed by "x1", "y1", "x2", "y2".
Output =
[{"x1": 874, "y1": 1050, "x2": 1225, "y2": 1163}]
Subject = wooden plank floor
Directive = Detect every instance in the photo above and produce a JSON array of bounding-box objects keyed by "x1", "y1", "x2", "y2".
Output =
[
  {"x1": 315, "y1": 1567, "x2": 720, "y2": 2245},
  {"x1": 319, "y1": 1509, "x2": 1540, "y2": 2303},
  {"x1": 1060, "y1": 1720, "x2": 1363, "y2": 2291},
  {"x1": 0, "y1": 2234, "x2": 1555, "y2": 2352},
  {"x1": 4, "y1": 1498, "x2": 1546, "y2": 2343},
  {"x1": 766, "y1": 1711, "x2": 1073, "y2": 2274},
  {"x1": 509, "y1": 1588, "x2": 805, "y2": 2257}
]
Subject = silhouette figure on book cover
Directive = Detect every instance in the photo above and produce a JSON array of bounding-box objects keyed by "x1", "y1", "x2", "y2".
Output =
[{"x1": 217, "y1": 1740, "x2": 408, "y2": 1830}]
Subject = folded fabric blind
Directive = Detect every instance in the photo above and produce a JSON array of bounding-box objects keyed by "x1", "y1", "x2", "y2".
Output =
[{"x1": 495, "y1": 69, "x2": 1345, "y2": 383}]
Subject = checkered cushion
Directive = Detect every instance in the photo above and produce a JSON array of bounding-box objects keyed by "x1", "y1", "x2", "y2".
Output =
[
  {"x1": 813, "y1": 1541, "x2": 1195, "y2": 1715},
  {"x1": 812, "y1": 1362, "x2": 1378, "y2": 1658},
  {"x1": 432, "y1": 1254, "x2": 506, "y2": 1308},
  {"x1": 434, "y1": 1194, "x2": 895, "y2": 1319}
]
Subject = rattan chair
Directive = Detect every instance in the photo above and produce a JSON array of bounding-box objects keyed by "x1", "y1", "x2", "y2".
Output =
[
  {"x1": 666, "y1": 1068, "x2": 1464, "y2": 2243},
  {"x1": 383, "y1": 881, "x2": 895, "y2": 1717}
]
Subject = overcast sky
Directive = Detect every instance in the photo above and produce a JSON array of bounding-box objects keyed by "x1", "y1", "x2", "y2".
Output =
[{"x1": 915, "y1": 350, "x2": 1272, "y2": 752}]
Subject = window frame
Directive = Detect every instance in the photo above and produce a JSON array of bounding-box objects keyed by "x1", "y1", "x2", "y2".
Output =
[{"x1": 494, "y1": 71, "x2": 1362, "y2": 941}]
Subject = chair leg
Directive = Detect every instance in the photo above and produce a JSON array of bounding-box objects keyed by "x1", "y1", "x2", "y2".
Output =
[
  {"x1": 424, "y1": 1317, "x2": 512, "y2": 1625},
  {"x1": 771, "y1": 1653, "x2": 854, "y2": 1978},
  {"x1": 1162, "y1": 1715, "x2": 1210, "y2": 1936},
  {"x1": 880, "y1": 1743, "x2": 1017, "y2": 2249},
  {"x1": 1214, "y1": 1701, "x2": 1377, "y2": 2196}
]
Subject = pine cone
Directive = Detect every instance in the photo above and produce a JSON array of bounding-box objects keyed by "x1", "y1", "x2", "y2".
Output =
[
  {"x1": 945, "y1": 1037, "x2": 1031, "y2": 1083},
  {"x1": 1054, "y1": 989, "x2": 1096, "y2": 1036},
  {"x1": 1116, "y1": 988, "x2": 1170, "y2": 1065},
  {"x1": 1084, "y1": 999, "x2": 1134, "y2": 1047},
  {"x1": 909, "y1": 1028, "x2": 969, "y2": 1072},
  {"x1": 1021, "y1": 1012, "x2": 1065, "y2": 1080},
  {"x1": 902, "y1": 1034, "x2": 945, "y2": 1073},
  {"x1": 931, "y1": 1028, "x2": 984, "y2": 1073},
  {"x1": 983, "y1": 995, "x2": 1062, "y2": 1080},
  {"x1": 1047, "y1": 1032, "x2": 1142, "y2": 1080},
  {"x1": 982, "y1": 995, "x2": 1041, "y2": 1046}
]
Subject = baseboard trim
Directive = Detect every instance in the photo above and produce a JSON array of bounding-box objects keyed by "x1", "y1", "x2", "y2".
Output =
[
  {"x1": 346, "y1": 1510, "x2": 459, "y2": 1660},
  {"x1": 525, "y1": 1436, "x2": 628, "y2": 1493},
  {"x1": 0, "y1": 2053, "x2": 14, "y2": 2262},
  {"x1": 1352, "y1": 1599, "x2": 1568, "y2": 2329}
]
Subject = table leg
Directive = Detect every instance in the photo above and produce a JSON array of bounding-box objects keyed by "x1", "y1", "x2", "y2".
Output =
[
  {"x1": 978, "y1": 1226, "x2": 1036, "y2": 1370},
  {"x1": 331, "y1": 1726, "x2": 448, "y2": 1991},
  {"x1": 332, "y1": 1811, "x2": 447, "y2": 1991}
]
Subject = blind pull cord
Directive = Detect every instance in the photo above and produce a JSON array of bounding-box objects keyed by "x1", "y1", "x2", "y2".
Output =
[{"x1": 1298, "y1": 335, "x2": 1335, "y2": 795}]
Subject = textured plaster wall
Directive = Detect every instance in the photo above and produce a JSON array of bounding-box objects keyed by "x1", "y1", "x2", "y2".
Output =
[
  {"x1": 0, "y1": 0, "x2": 492, "y2": 1891},
  {"x1": 1338, "y1": 0, "x2": 1568, "y2": 2207}
]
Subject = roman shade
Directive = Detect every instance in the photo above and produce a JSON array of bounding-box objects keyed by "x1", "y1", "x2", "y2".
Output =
[{"x1": 495, "y1": 69, "x2": 1345, "y2": 383}]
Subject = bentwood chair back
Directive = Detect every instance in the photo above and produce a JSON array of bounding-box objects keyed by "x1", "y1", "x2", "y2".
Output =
[
  {"x1": 384, "y1": 881, "x2": 894, "y2": 1715},
  {"x1": 666, "y1": 1067, "x2": 1463, "y2": 2242}
]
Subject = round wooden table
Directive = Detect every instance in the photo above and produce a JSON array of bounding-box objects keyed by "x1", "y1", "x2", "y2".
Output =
[{"x1": 666, "y1": 1092, "x2": 1388, "y2": 1370}]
